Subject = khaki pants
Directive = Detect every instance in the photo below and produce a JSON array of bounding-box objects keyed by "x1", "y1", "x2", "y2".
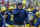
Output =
[{"x1": 13, "y1": 25, "x2": 24, "y2": 27}]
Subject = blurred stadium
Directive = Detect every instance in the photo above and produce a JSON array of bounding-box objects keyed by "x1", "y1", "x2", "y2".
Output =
[{"x1": 0, "y1": 0, "x2": 40, "y2": 27}]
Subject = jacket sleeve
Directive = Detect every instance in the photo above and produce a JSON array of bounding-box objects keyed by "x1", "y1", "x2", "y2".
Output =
[
  {"x1": 0, "y1": 15, "x2": 4, "y2": 26},
  {"x1": 12, "y1": 10, "x2": 21, "y2": 15}
]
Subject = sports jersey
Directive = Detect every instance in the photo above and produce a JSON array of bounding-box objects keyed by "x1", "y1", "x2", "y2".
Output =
[
  {"x1": 34, "y1": 11, "x2": 40, "y2": 26},
  {"x1": 4, "y1": 11, "x2": 13, "y2": 25}
]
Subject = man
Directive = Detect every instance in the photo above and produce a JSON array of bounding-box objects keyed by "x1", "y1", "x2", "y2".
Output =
[
  {"x1": 12, "y1": 2, "x2": 32, "y2": 27},
  {"x1": 1, "y1": 7, "x2": 7, "y2": 16},
  {"x1": 4, "y1": 6, "x2": 14, "y2": 27},
  {"x1": 32, "y1": 6, "x2": 39, "y2": 14},
  {"x1": 0, "y1": 7, "x2": 4, "y2": 27},
  {"x1": 34, "y1": 9, "x2": 40, "y2": 27},
  {"x1": 27, "y1": 9, "x2": 34, "y2": 27}
]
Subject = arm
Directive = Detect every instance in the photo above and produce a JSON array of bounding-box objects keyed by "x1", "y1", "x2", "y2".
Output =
[
  {"x1": 0, "y1": 14, "x2": 4, "y2": 26},
  {"x1": 4, "y1": 12, "x2": 8, "y2": 19},
  {"x1": 25, "y1": 11, "x2": 32, "y2": 27},
  {"x1": 4, "y1": 15, "x2": 8, "y2": 19},
  {"x1": 13, "y1": 10, "x2": 21, "y2": 15}
]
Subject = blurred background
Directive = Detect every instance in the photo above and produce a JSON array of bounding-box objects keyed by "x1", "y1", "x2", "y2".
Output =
[{"x1": 0, "y1": 0, "x2": 40, "y2": 9}]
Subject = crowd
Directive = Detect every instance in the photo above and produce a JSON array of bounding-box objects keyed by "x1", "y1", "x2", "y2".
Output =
[{"x1": 0, "y1": 0, "x2": 40, "y2": 27}]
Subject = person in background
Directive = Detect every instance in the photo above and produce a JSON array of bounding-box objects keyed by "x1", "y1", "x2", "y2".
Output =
[
  {"x1": 34, "y1": 9, "x2": 40, "y2": 27},
  {"x1": 0, "y1": 7, "x2": 5, "y2": 27},
  {"x1": 4, "y1": 6, "x2": 14, "y2": 27},
  {"x1": 32, "y1": 6, "x2": 39, "y2": 14}
]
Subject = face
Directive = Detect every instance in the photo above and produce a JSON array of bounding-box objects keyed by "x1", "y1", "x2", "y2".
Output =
[
  {"x1": 18, "y1": 5, "x2": 22, "y2": 9},
  {"x1": 36, "y1": 9, "x2": 40, "y2": 12},
  {"x1": 38, "y1": 9, "x2": 40, "y2": 11},
  {"x1": 14, "y1": 4, "x2": 16, "y2": 8}
]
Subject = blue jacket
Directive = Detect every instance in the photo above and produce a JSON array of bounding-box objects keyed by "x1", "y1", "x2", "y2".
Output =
[
  {"x1": 0, "y1": 13, "x2": 4, "y2": 27},
  {"x1": 12, "y1": 7, "x2": 29, "y2": 25}
]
